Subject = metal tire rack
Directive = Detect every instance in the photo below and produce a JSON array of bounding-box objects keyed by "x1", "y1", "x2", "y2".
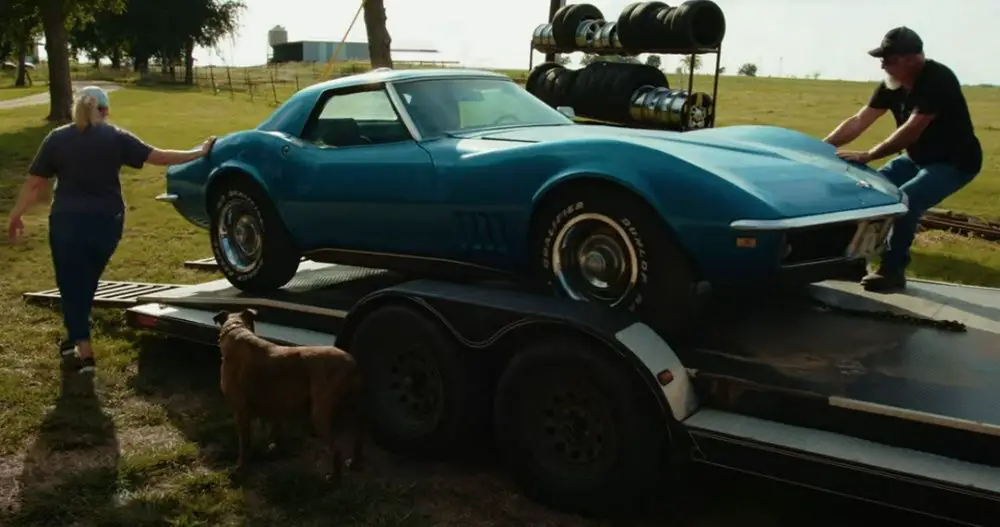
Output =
[{"x1": 528, "y1": 0, "x2": 723, "y2": 131}]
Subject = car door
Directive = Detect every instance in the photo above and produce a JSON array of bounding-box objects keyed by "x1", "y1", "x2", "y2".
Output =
[{"x1": 279, "y1": 84, "x2": 443, "y2": 256}]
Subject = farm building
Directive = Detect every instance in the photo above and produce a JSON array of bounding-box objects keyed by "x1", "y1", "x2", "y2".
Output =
[
  {"x1": 270, "y1": 41, "x2": 372, "y2": 63},
  {"x1": 269, "y1": 40, "x2": 442, "y2": 64}
]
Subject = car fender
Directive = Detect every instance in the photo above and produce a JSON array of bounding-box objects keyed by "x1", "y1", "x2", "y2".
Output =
[
  {"x1": 204, "y1": 160, "x2": 271, "y2": 205},
  {"x1": 531, "y1": 161, "x2": 666, "y2": 219}
]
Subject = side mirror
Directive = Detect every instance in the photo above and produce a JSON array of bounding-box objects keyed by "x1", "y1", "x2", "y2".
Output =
[{"x1": 556, "y1": 106, "x2": 576, "y2": 118}]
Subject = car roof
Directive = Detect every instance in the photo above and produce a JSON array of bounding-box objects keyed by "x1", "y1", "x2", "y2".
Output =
[
  {"x1": 298, "y1": 67, "x2": 511, "y2": 95},
  {"x1": 257, "y1": 67, "x2": 514, "y2": 136}
]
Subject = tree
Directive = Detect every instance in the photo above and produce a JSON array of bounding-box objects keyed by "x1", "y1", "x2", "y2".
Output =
[
  {"x1": 644, "y1": 54, "x2": 661, "y2": 69},
  {"x1": 363, "y1": 0, "x2": 392, "y2": 68},
  {"x1": 68, "y1": 0, "x2": 244, "y2": 83},
  {"x1": 679, "y1": 54, "x2": 701, "y2": 75},
  {"x1": 38, "y1": 0, "x2": 123, "y2": 122},
  {"x1": 0, "y1": 0, "x2": 42, "y2": 87},
  {"x1": 737, "y1": 62, "x2": 758, "y2": 77}
]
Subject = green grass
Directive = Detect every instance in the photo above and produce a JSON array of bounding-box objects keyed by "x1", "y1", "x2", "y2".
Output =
[
  {"x1": 1, "y1": 74, "x2": 999, "y2": 525},
  {"x1": 0, "y1": 85, "x2": 47, "y2": 101}
]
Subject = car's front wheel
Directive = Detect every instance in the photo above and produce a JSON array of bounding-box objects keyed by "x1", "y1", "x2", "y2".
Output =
[
  {"x1": 209, "y1": 178, "x2": 300, "y2": 293},
  {"x1": 530, "y1": 183, "x2": 701, "y2": 342}
]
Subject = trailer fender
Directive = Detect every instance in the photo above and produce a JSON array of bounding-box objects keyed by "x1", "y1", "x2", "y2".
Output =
[{"x1": 337, "y1": 279, "x2": 700, "y2": 423}]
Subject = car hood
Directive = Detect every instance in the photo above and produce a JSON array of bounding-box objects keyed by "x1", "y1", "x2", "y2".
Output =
[{"x1": 473, "y1": 124, "x2": 904, "y2": 216}]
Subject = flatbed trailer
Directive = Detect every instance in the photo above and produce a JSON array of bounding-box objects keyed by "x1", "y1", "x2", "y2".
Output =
[{"x1": 107, "y1": 259, "x2": 1000, "y2": 526}]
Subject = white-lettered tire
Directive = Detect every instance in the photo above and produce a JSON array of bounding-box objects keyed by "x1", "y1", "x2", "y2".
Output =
[
  {"x1": 493, "y1": 334, "x2": 668, "y2": 517},
  {"x1": 209, "y1": 178, "x2": 300, "y2": 293},
  {"x1": 530, "y1": 183, "x2": 700, "y2": 342}
]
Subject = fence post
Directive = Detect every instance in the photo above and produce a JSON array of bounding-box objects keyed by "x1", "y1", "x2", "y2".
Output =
[
  {"x1": 226, "y1": 66, "x2": 234, "y2": 99},
  {"x1": 246, "y1": 69, "x2": 254, "y2": 102},
  {"x1": 210, "y1": 65, "x2": 217, "y2": 95},
  {"x1": 270, "y1": 68, "x2": 278, "y2": 105}
]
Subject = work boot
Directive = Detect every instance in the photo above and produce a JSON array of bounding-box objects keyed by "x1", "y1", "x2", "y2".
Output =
[{"x1": 860, "y1": 266, "x2": 907, "y2": 292}]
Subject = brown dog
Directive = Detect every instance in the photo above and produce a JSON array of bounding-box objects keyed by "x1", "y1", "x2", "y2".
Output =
[{"x1": 212, "y1": 308, "x2": 364, "y2": 480}]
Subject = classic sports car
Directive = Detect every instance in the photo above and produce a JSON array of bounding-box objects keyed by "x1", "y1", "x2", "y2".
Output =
[{"x1": 158, "y1": 67, "x2": 907, "y2": 338}]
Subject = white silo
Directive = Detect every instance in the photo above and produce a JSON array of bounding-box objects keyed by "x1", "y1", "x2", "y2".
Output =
[
  {"x1": 267, "y1": 25, "x2": 288, "y2": 63},
  {"x1": 268, "y1": 25, "x2": 288, "y2": 47}
]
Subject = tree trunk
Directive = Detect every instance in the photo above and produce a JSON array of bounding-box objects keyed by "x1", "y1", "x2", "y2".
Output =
[
  {"x1": 40, "y1": 0, "x2": 72, "y2": 122},
  {"x1": 110, "y1": 47, "x2": 122, "y2": 69},
  {"x1": 363, "y1": 0, "x2": 393, "y2": 69},
  {"x1": 184, "y1": 39, "x2": 195, "y2": 85},
  {"x1": 14, "y1": 33, "x2": 27, "y2": 87}
]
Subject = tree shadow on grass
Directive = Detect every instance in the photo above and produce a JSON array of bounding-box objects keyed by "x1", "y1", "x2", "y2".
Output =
[
  {"x1": 1, "y1": 365, "x2": 120, "y2": 527},
  {"x1": 122, "y1": 326, "x2": 430, "y2": 525},
  {"x1": 0, "y1": 121, "x2": 59, "y2": 198}
]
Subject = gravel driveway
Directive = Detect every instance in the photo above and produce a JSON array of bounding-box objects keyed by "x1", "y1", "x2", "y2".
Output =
[{"x1": 0, "y1": 81, "x2": 122, "y2": 111}]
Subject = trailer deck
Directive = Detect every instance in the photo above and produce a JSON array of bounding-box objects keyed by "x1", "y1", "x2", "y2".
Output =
[
  {"x1": 122, "y1": 262, "x2": 1000, "y2": 463},
  {"x1": 684, "y1": 278, "x2": 1000, "y2": 468},
  {"x1": 26, "y1": 258, "x2": 1000, "y2": 524}
]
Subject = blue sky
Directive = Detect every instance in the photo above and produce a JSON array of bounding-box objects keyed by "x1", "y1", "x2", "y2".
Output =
[{"x1": 51, "y1": 0, "x2": 1000, "y2": 85}]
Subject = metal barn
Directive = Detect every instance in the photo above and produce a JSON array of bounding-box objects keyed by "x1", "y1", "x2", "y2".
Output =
[{"x1": 270, "y1": 41, "x2": 371, "y2": 64}]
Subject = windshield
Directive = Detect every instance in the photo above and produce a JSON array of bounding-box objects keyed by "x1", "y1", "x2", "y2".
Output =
[{"x1": 392, "y1": 77, "x2": 573, "y2": 137}]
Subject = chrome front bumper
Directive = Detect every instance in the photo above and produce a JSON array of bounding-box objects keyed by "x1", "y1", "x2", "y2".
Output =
[{"x1": 729, "y1": 202, "x2": 908, "y2": 231}]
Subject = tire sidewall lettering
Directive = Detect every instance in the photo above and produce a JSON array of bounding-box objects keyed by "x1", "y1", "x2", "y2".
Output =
[{"x1": 538, "y1": 200, "x2": 652, "y2": 312}]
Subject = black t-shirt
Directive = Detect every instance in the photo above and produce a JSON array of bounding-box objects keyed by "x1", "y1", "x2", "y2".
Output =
[
  {"x1": 868, "y1": 59, "x2": 982, "y2": 175},
  {"x1": 28, "y1": 122, "x2": 153, "y2": 215}
]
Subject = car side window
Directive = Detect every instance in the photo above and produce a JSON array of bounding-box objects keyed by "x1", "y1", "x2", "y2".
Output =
[{"x1": 302, "y1": 88, "x2": 411, "y2": 147}]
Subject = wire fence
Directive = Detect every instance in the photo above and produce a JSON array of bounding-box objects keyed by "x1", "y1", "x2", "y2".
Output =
[{"x1": 48, "y1": 60, "x2": 532, "y2": 107}]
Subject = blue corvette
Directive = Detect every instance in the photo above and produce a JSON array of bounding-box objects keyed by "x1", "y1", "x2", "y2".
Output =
[{"x1": 159, "y1": 67, "x2": 907, "y2": 338}]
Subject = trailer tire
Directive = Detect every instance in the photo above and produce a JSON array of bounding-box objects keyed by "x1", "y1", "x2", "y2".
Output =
[
  {"x1": 493, "y1": 334, "x2": 667, "y2": 517},
  {"x1": 209, "y1": 178, "x2": 300, "y2": 293},
  {"x1": 349, "y1": 303, "x2": 485, "y2": 459}
]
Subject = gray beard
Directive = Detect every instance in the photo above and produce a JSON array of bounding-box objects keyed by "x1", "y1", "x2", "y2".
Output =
[{"x1": 884, "y1": 73, "x2": 902, "y2": 90}]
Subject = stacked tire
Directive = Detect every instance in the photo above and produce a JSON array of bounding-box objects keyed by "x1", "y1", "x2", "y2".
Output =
[
  {"x1": 569, "y1": 61, "x2": 669, "y2": 123},
  {"x1": 531, "y1": 1, "x2": 726, "y2": 54},
  {"x1": 526, "y1": 62, "x2": 579, "y2": 108},
  {"x1": 526, "y1": 61, "x2": 713, "y2": 131},
  {"x1": 616, "y1": 0, "x2": 726, "y2": 51}
]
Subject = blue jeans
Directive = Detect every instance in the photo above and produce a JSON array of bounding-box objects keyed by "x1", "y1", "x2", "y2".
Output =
[
  {"x1": 877, "y1": 156, "x2": 978, "y2": 273},
  {"x1": 48, "y1": 211, "x2": 124, "y2": 343}
]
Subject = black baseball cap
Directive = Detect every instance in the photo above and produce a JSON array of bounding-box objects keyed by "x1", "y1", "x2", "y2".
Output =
[{"x1": 868, "y1": 26, "x2": 923, "y2": 57}]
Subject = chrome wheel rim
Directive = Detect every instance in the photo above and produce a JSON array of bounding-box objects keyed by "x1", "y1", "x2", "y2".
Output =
[
  {"x1": 552, "y1": 213, "x2": 639, "y2": 307},
  {"x1": 217, "y1": 199, "x2": 263, "y2": 272}
]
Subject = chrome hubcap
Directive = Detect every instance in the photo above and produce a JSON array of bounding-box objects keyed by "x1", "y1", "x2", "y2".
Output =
[
  {"x1": 217, "y1": 199, "x2": 263, "y2": 272},
  {"x1": 552, "y1": 213, "x2": 639, "y2": 306}
]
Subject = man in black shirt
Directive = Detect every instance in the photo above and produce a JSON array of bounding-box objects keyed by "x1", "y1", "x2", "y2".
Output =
[{"x1": 823, "y1": 26, "x2": 982, "y2": 292}]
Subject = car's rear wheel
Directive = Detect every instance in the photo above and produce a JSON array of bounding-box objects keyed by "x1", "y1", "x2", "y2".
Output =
[
  {"x1": 209, "y1": 177, "x2": 300, "y2": 293},
  {"x1": 530, "y1": 182, "x2": 701, "y2": 342}
]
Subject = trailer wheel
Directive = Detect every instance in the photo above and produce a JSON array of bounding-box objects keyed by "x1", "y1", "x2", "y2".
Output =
[
  {"x1": 493, "y1": 334, "x2": 667, "y2": 516},
  {"x1": 209, "y1": 178, "x2": 300, "y2": 293},
  {"x1": 349, "y1": 303, "x2": 484, "y2": 458}
]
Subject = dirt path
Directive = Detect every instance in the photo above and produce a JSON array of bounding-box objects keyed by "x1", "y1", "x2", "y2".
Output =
[{"x1": 0, "y1": 81, "x2": 122, "y2": 111}]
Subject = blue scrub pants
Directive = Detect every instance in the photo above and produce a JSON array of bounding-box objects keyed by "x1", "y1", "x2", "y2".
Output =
[{"x1": 48, "y1": 211, "x2": 124, "y2": 345}]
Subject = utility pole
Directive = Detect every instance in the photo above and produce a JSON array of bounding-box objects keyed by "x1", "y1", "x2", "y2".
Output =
[{"x1": 545, "y1": 0, "x2": 565, "y2": 63}]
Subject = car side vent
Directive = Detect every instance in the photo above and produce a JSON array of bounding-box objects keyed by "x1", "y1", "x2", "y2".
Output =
[{"x1": 456, "y1": 211, "x2": 509, "y2": 253}]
